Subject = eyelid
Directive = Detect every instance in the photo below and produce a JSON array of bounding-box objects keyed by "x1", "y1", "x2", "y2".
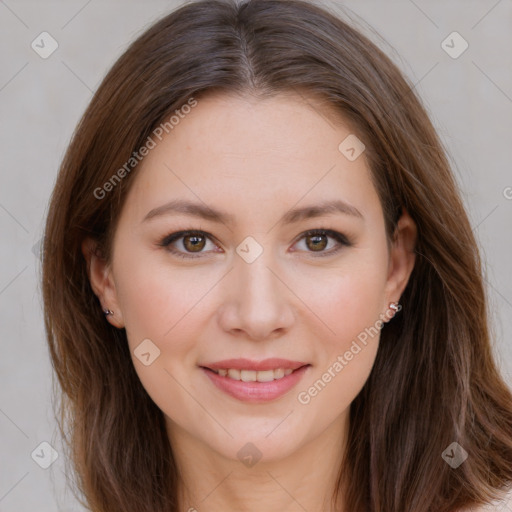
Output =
[{"x1": 158, "y1": 228, "x2": 352, "y2": 259}]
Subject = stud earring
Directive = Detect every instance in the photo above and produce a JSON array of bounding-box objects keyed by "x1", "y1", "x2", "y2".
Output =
[
  {"x1": 103, "y1": 308, "x2": 114, "y2": 316},
  {"x1": 389, "y1": 302, "x2": 401, "y2": 316}
]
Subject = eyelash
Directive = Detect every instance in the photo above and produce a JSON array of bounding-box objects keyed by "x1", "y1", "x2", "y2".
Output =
[{"x1": 158, "y1": 228, "x2": 352, "y2": 260}]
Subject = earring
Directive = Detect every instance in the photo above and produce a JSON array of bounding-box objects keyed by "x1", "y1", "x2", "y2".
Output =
[
  {"x1": 389, "y1": 302, "x2": 401, "y2": 316},
  {"x1": 103, "y1": 308, "x2": 114, "y2": 316}
]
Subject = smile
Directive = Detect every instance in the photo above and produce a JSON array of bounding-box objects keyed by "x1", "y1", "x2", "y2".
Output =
[
  {"x1": 211, "y1": 368, "x2": 294, "y2": 382},
  {"x1": 200, "y1": 362, "x2": 311, "y2": 403}
]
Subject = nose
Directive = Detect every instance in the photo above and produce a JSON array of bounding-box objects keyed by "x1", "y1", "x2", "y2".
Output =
[{"x1": 217, "y1": 249, "x2": 296, "y2": 341}]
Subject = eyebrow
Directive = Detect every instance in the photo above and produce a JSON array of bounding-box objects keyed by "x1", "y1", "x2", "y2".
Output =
[{"x1": 142, "y1": 198, "x2": 363, "y2": 225}]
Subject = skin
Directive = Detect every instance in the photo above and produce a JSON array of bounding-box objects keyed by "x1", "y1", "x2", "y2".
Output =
[{"x1": 82, "y1": 91, "x2": 417, "y2": 512}]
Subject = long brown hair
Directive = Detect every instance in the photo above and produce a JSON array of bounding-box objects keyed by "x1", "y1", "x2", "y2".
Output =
[{"x1": 41, "y1": 0, "x2": 512, "y2": 510}]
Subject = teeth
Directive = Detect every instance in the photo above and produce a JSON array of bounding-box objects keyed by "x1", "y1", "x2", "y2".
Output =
[
  {"x1": 227, "y1": 369, "x2": 240, "y2": 380},
  {"x1": 241, "y1": 370, "x2": 257, "y2": 382},
  {"x1": 213, "y1": 367, "x2": 297, "y2": 382}
]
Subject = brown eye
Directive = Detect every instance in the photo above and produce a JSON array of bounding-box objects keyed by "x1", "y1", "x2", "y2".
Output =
[
  {"x1": 305, "y1": 233, "x2": 328, "y2": 251},
  {"x1": 182, "y1": 233, "x2": 206, "y2": 252},
  {"x1": 159, "y1": 230, "x2": 219, "y2": 259},
  {"x1": 293, "y1": 229, "x2": 352, "y2": 257}
]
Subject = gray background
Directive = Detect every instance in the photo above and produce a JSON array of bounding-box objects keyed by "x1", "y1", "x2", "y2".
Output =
[{"x1": 0, "y1": 1, "x2": 511, "y2": 510}]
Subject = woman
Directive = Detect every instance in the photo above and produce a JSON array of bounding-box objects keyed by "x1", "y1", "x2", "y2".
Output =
[{"x1": 41, "y1": 0, "x2": 512, "y2": 510}]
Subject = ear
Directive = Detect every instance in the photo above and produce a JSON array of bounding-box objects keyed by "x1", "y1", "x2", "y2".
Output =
[
  {"x1": 383, "y1": 207, "x2": 417, "y2": 315},
  {"x1": 81, "y1": 237, "x2": 125, "y2": 328}
]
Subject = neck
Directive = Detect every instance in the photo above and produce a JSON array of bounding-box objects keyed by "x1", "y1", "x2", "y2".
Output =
[{"x1": 167, "y1": 411, "x2": 350, "y2": 512}]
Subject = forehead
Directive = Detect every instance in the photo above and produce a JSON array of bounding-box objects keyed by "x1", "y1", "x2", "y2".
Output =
[
  {"x1": 121, "y1": 91, "x2": 380, "y2": 225},
  {"x1": 165, "y1": 90, "x2": 355, "y2": 159}
]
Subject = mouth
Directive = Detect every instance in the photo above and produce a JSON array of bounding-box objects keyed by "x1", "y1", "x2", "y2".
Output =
[
  {"x1": 200, "y1": 358, "x2": 309, "y2": 381},
  {"x1": 199, "y1": 359, "x2": 311, "y2": 402},
  {"x1": 203, "y1": 367, "x2": 300, "y2": 382}
]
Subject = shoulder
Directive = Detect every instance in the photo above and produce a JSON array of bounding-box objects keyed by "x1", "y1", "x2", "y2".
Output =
[{"x1": 459, "y1": 486, "x2": 512, "y2": 511}]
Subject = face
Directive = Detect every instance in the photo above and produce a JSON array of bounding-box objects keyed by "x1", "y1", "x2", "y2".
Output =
[{"x1": 84, "y1": 91, "x2": 416, "y2": 466}]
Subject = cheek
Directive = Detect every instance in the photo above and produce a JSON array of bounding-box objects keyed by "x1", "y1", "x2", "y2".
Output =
[
  {"x1": 295, "y1": 286, "x2": 384, "y2": 417},
  {"x1": 112, "y1": 248, "x2": 211, "y2": 418},
  {"x1": 304, "y1": 246, "x2": 389, "y2": 346},
  {"x1": 113, "y1": 240, "x2": 214, "y2": 347},
  {"x1": 294, "y1": 244, "x2": 389, "y2": 407}
]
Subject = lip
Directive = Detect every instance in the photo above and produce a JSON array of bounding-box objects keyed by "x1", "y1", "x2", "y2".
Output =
[
  {"x1": 200, "y1": 364, "x2": 311, "y2": 403},
  {"x1": 201, "y1": 358, "x2": 308, "y2": 371}
]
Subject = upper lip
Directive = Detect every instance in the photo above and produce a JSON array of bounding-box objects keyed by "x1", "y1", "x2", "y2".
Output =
[{"x1": 201, "y1": 358, "x2": 309, "y2": 371}]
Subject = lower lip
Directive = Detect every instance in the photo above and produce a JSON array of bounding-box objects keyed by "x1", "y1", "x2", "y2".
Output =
[{"x1": 201, "y1": 365, "x2": 310, "y2": 403}]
